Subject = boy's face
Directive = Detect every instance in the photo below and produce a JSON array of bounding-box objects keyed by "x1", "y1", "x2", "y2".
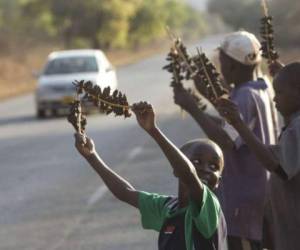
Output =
[
  {"x1": 273, "y1": 73, "x2": 300, "y2": 117},
  {"x1": 184, "y1": 144, "x2": 223, "y2": 190}
]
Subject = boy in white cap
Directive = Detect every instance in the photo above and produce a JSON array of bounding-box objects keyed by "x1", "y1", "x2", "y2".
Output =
[{"x1": 174, "y1": 31, "x2": 278, "y2": 250}]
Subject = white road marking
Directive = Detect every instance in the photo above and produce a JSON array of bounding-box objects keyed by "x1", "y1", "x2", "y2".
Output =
[
  {"x1": 127, "y1": 146, "x2": 143, "y2": 160},
  {"x1": 47, "y1": 146, "x2": 144, "y2": 250},
  {"x1": 87, "y1": 146, "x2": 142, "y2": 206},
  {"x1": 47, "y1": 216, "x2": 86, "y2": 250},
  {"x1": 87, "y1": 146, "x2": 142, "y2": 207},
  {"x1": 87, "y1": 185, "x2": 107, "y2": 207}
]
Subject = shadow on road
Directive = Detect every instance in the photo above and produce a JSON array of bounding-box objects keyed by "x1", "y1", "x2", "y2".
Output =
[
  {"x1": 0, "y1": 109, "x2": 105, "y2": 128},
  {"x1": 0, "y1": 114, "x2": 69, "y2": 127},
  {"x1": 0, "y1": 115, "x2": 37, "y2": 126}
]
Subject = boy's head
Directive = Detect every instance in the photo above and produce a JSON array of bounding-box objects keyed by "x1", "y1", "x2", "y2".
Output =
[
  {"x1": 273, "y1": 62, "x2": 300, "y2": 118},
  {"x1": 218, "y1": 31, "x2": 261, "y2": 85},
  {"x1": 180, "y1": 139, "x2": 224, "y2": 190}
]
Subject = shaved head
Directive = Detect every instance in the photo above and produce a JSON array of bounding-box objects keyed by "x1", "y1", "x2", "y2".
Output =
[
  {"x1": 276, "y1": 62, "x2": 300, "y2": 89},
  {"x1": 180, "y1": 139, "x2": 224, "y2": 172},
  {"x1": 273, "y1": 62, "x2": 300, "y2": 117}
]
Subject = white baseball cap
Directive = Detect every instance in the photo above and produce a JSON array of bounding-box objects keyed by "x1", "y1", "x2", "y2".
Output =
[{"x1": 219, "y1": 31, "x2": 262, "y2": 66}]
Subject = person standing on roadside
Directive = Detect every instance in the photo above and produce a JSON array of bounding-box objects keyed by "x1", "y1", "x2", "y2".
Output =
[{"x1": 174, "y1": 31, "x2": 278, "y2": 250}]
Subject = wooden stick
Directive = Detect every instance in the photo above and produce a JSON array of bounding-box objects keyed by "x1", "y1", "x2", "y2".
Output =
[
  {"x1": 165, "y1": 26, "x2": 177, "y2": 41},
  {"x1": 74, "y1": 92, "x2": 82, "y2": 133},
  {"x1": 196, "y1": 47, "x2": 218, "y2": 100},
  {"x1": 165, "y1": 26, "x2": 195, "y2": 76},
  {"x1": 261, "y1": 0, "x2": 269, "y2": 17}
]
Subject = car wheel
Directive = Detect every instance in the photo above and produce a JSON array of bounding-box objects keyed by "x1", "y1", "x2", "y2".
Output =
[{"x1": 37, "y1": 109, "x2": 46, "y2": 118}]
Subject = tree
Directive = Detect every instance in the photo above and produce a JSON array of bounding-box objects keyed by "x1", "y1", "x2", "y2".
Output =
[
  {"x1": 16, "y1": 0, "x2": 208, "y2": 50},
  {"x1": 207, "y1": 0, "x2": 300, "y2": 48},
  {"x1": 129, "y1": 0, "x2": 167, "y2": 48},
  {"x1": 21, "y1": 0, "x2": 138, "y2": 49},
  {"x1": 129, "y1": 0, "x2": 207, "y2": 48}
]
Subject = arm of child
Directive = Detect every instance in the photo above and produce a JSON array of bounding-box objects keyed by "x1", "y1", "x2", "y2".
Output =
[
  {"x1": 216, "y1": 98, "x2": 280, "y2": 172},
  {"x1": 132, "y1": 102, "x2": 204, "y2": 204},
  {"x1": 270, "y1": 118, "x2": 300, "y2": 180},
  {"x1": 74, "y1": 133, "x2": 139, "y2": 208},
  {"x1": 269, "y1": 60, "x2": 284, "y2": 78},
  {"x1": 173, "y1": 87, "x2": 235, "y2": 150}
]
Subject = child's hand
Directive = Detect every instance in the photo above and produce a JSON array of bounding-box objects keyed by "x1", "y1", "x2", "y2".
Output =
[
  {"x1": 132, "y1": 102, "x2": 156, "y2": 132},
  {"x1": 216, "y1": 98, "x2": 242, "y2": 126},
  {"x1": 269, "y1": 60, "x2": 284, "y2": 77},
  {"x1": 74, "y1": 133, "x2": 96, "y2": 159},
  {"x1": 193, "y1": 75, "x2": 207, "y2": 97},
  {"x1": 173, "y1": 87, "x2": 197, "y2": 112}
]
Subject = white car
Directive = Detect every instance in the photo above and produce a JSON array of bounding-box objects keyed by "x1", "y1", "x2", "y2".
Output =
[{"x1": 35, "y1": 49, "x2": 118, "y2": 118}]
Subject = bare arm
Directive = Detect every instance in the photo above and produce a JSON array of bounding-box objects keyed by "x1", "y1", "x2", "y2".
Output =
[
  {"x1": 173, "y1": 88, "x2": 235, "y2": 150},
  {"x1": 217, "y1": 98, "x2": 280, "y2": 172},
  {"x1": 269, "y1": 60, "x2": 284, "y2": 78},
  {"x1": 74, "y1": 134, "x2": 139, "y2": 208},
  {"x1": 132, "y1": 102, "x2": 204, "y2": 203},
  {"x1": 188, "y1": 104, "x2": 235, "y2": 150}
]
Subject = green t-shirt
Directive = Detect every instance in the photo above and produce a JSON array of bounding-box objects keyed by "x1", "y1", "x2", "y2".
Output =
[{"x1": 138, "y1": 185, "x2": 227, "y2": 250}]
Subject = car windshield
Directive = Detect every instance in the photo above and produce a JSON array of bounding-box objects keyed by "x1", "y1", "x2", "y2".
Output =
[{"x1": 44, "y1": 56, "x2": 99, "y2": 75}]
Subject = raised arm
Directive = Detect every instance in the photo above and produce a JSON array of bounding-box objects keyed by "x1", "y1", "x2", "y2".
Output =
[
  {"x1": 173, "y1": 87, "x2": 235, "y2": 150},
  {"x1": 132, "y1": 102, "x2": 203, "y2": 203},
  {"x1": 216, "y1": 98, "x2": 280, "y2": 172},
  {"x1": 74, "y1": 133, "x2": 139, "y2": 208},
  {"x1": 269, "y1": 60, "x2": 284, "y2": 78}
]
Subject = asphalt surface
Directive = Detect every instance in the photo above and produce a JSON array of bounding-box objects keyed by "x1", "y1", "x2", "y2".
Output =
[{"x1": 0, "y1": 35, "x2": 223, "y2": 250}]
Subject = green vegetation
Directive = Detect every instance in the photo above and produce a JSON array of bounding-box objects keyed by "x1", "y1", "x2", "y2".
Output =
[
  {"x1": 208, "y1": 0, "x2": 300, "y2": 48},
  {"x1": 0, "y1": 0, "x2": 210, "y2": 99},
  {"x1": 0, "y1": 0, "x2": 208, "y2": 53}
]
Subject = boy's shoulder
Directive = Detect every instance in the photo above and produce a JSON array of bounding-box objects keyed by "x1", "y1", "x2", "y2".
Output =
[
  {"x1": 186, "y1": 185, "x2": 226, "y2": 243},
  {"x1": 188, "y1": 184, "x2": 221, "y2": 218},
  {"x1": 284, "y1": 111, "x2": 300, "y2": 134},
  {"x1": 232, "y1": 79, "x2": 271, "y2": 108},
  {"x1": 290, "y1": 111, "x2": 300, "y2": 126},
  {"x1": 235, "y1": 79, "x2": 268, "y2": 93}
]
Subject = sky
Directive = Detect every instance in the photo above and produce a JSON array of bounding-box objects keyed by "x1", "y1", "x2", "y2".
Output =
[{"x1": 185, "y1": 0, "x2": 208, "y2": 11}]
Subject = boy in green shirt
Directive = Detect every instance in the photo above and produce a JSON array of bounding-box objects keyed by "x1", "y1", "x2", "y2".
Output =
[{"x1": 74, "y1": 102, "x2": 227, "y2": 250}]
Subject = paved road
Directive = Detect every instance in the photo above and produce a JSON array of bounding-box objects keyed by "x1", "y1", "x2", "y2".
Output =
[{"x1": 0, "y1": 35, "x2": 223, "y2": 250}]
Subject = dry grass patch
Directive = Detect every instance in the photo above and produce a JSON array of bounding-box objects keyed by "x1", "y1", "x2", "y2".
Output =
[{"x1": 0, "y1": 41, "x2": 169, "y2": 101}]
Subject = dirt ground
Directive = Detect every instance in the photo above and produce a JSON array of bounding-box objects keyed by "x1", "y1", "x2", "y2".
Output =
[{"x1": 0, "y1": 41, "x2": 170, "y2": 100}]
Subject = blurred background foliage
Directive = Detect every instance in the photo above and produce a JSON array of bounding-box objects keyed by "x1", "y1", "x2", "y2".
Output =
[
  {"x1": 0, "y1": 0, "x2": 297, "y2": 57},
  {"x1": 0, "y1": 0, "x2": 209, "y2": 54},
  {"x1": 0, "y1": 0, "x2": 214, "y2": 99},
  {"x1": 0, "y1": 0, "x2": 297, "y2": 99},
  {"x1": 208, "y1": 0, "x2": 300, "y2": 48}
]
